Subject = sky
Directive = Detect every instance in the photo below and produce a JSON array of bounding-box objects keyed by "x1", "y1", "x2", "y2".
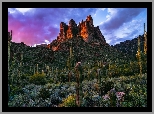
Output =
[{"x1": 8, "y1": 8, "x2": 147, "y2": 46}]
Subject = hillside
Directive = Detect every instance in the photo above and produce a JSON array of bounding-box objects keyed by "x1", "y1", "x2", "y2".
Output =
[
  {"x1": 8, "y1": 15, "x2": 147, "y2": 107},
  {"x1": 113, "y1": 34, "x2": 145, "y2": 61}
]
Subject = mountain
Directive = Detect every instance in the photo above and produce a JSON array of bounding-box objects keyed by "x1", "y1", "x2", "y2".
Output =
[
  {"x1": 49, "y1": 15, "x2": 107, "y2": 51},
  {"x1": 8, "y1": 15, "x2": 147, "y2": 72},
  {"x1": 112, "y1": 34, "x2": 145, "y2": 61}
]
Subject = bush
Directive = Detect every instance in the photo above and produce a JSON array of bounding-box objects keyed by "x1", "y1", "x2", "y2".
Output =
[
  {"x1": 21, "y1": 73, "x2": 30, "y2": 80},
  {"x1": 59, "y1": 94, "x2": 77, "y2": 107},
  {"x1": 29, "y1": 73, "x2": 46, "y2": 85},
  {"x1": 101, "y1": 79, "x2": 114, "y2": 95},
  {"x1": 9, "y1": 85, "x2": 23, "y2": 96},
  {"x1": 82, "y1": 95, "x2": 94, "y2": 107},
  {"x1": 45, "y1": 83, "x2": 53, "y2": 89},
  {"x1": 47, "y1": 78, "x2": 54, "y2": 83},
  {"x1": 38, "y1": 87, "x2": 50, "y2": 100}
]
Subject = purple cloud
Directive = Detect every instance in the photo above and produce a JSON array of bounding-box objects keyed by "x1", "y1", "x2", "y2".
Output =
[
  {"x1": 8, "y1": 8, "x2": 97, "y2": 46},
  {"x1": 100, "y1": 8, "x2": 145, "y2": 31}
]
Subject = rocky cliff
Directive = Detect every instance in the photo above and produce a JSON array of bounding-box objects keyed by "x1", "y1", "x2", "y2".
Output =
[{"x1": 51, "y1": 15, "x2": 106, "y2": 51}]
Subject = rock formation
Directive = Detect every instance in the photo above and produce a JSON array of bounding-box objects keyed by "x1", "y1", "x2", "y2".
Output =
[{"x1": 55, "y1": 15, "x2": 106, "y2": 45}]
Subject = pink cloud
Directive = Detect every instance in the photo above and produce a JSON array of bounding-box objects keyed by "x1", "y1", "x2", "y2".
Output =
[{"x1": 7, "y1": 8, "x2": 98, "y2": 46}]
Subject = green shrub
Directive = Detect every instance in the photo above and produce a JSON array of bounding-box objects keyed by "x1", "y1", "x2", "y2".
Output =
[
  {"x1": 45, "y1": 83, "x2": 53, "y2": 89},
  {"x1": 59, "y1": 94, "x2": 77, "y2": 107},
  {"x1": 9, "y1": 85, "x2": 23, "y2": 99},
  {"x1": 38, "y1": 87, "x2": 50, "y2": 100},
  {"x1": 47, "y1": 78, "x2": 54, "y2": 83},
  {"x1": 21, "y1": 73, "x2": 31, "y2": 80},
  {"x1": 101, "y1": 79, "x2": 114, "y2": 95},
  {"x1": 29, "y1": 73, "x2": 46, "y2": 85}
]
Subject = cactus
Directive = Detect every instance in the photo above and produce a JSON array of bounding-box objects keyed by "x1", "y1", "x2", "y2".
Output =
[
  {"x1": 106, "y1": 69, "x2": 108, "y2": 77},
  {"x1": 49, "y1": 69, "x2": 52, "y2": 77},
  {"x1": 55, "y1": 67, "x2": 58, "y2": 82},
  {"x1": 8, "y1": 41, "x2": 10, "y2": 71},
  {"x1": 16, "y1": 69, "x2": 20, "y2": 84},
  {"x1": 45, "y1": 64, "x2": 46, "y2": 68},
  {"x1": 66, "y1": 43, "x2": 74, "y2": 82},
  {"x1": 42, "y1": 70, "x2": 44, "y2": 74},
  {"x1": 34, "y1": 66, "x2": 35, "y2": 75},
  {"x1": 21, "y1": 51, "x2": 23, "y2": 61},
  {"x1": 70, "y1": 46, "x2": 72, "y2": 59},
  {"x1": 68, "y1": 70, "x2": 71, "y2": 82},
  {"x1": 75, "y1": 62, "x2": 83, "y2": 107},
  {"x1": 8, "y1": 30, "x2": 12, "y2": 72},
  {"x1": 46, "y1": 65, "x2": 49, "y2": 76},
  {"x1": 109, "y1": 61, "x2": 111, "y2": 70},
  {"x1": 136, "y1": 36, "x2": 142, "y2": 75},
  {"x1": 52, "y1": 67, "x2": 53, "y2": 74},
  {"x1": 30, "y1": 66, "x2": 31, "y2": 72},
  {"x1": 36, "y1": 64, "x2": 38, "y2": 74},
  {"x1": 144, "y1": 31, "x2": 147, "y2": 55},
  {"x1": 97, "y1": 69, "x2": 101, "y2": 96},
  {"x1": 67, "y1": 57, "x2": 71, "y2": 70},
  {"x1": 88, "y1": 69, "x2": 90, "y2": 81}
]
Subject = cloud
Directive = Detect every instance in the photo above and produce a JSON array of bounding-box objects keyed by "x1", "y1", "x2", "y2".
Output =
[
  {"x1": 8, "y1": 8, "x2": 146, "y2": 46},
  {"x1": 16, "y1": 8, "x2": 32, "y2": 15},
  {"x1": 100, "y1": 8, "x2": 106, "y2": 11},
  {"x1": 106, "y1": 39, "x2": 112, "y2": 44},
  {"x1": 98, "y1": 8, "x2": 146, "y2": 45},
  {"x1": 8, "y1": 8, "x2": 98, "y2": 46},
  {"x1": 100, "y1": 8, "x2": 145, "y2": 31},
  {"x1": 44, "y1": 40, "x2": 50, "y2": 44}
]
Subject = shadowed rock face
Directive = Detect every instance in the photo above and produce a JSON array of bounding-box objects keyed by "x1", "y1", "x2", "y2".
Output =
[{"x1": 55, "y1": 15, "x2": 106, "y2": 45}]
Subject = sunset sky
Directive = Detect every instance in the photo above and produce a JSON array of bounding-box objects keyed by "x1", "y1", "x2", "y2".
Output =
[{"x1": 8, "y1": 8, "x2": 147, "y2": 46}]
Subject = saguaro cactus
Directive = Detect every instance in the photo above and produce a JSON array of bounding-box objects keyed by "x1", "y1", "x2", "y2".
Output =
[
  {"x1": 97, "y1": 68, "x2": 101, "y2": 96},
  {"x1": 52, "y1": 67, "x2": 53, "y2": 74},
  {"x1": 70, "y1": 46, "x2": 72, "y2": 59},
  {"x1": 8, "y1": 30, "x2": 12, "y2": 71},
  {"x1": 144, "y1": 31, "x2": 147, "y2": 55},
  {"x1": 42, "y1": 70, "x2": 44, "y2": 74},
  {"x1": 34, "y1": 66, "x2": 35, "y2": 75},
  {"x1": 30, "y1": 66, "x2": 31, "y2": 72},
  {"x1": 136, "y1": 36, "x2": 142, "y2": 75},
  {"x1": 75, "y1": 62, "x2": 83, "y2": 107},
  {"x1": 17, "y1": 69, "x2": 20, "y2": 84},
  {"x1": 21, "y1": 51, "x2": 23, "y2": 61},
  {"x1": 66, "y1": 43, "x2": 74, "y2": 82},
  {"x1": 8, "y1": 41, "x2": 10, "y2": 71},
  {"x1": 46, "y1": 65, "x2": 49, "y2": 76},
  {"x1": 36, "y1": 64, "x2": 38, "y2": 74},
  {"x1": 68, "y1": 71, "x2": 71, "y2": 82},
  {"x1": 55, "y1": 67, "x2": 58, "y2": 82}
]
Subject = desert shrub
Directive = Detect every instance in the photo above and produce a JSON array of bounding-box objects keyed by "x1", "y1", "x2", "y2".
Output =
[
  {"x1": 8, "y1": 94, "x2": 27, "y2": 107},
  {"x1": 60, "y1": 73, "x2": 67, "y2": 83},
  {"x1": 114, "y1": 82, "x2": 124, "y2": 92},
  {"x1": 45, "y1": 83, "x2": 53, "y2": 89},
  {"x1": 8, "y1": 93, "x2": 49, "y2": 107},
  {"x1": 58, "y1": 91, "x2": 66, "y2": 98},
  {"x1": 47, "y1": 78, "x2": 54, "y2": 83},
  {"x1": 29, "y1": 73, "x2": 46, "y2": 85},
  {"x1": 59, "y1": 94, "x2": 77, "y2": 107},
  {"x1": 38, "y1": 87, "x2": 50, "y2": 100},
  {"x1": 21, "y1": 73, "x2": 31, "y2": 80},
  {"x1": 82, "y1": 94, "x2": 94, "y2": 107},
  {"x1": 9, "y1": 85, "x2": 23, "y2": 100},
  {"x1": 100, "y1": 96, "x2": 111, "y2": 107},
  {"x1": 94, "y1": 83, "x2": 99, "y2": 92},
  {"x1": 101, "y1": 79, "x2": 114, "y2": 95},
  {"x1": 123, "y1": 90, "x2": 147, "y2": 107},
  {"x1": 50, "y1": 93, "x2": 62, "y2": 106}
]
